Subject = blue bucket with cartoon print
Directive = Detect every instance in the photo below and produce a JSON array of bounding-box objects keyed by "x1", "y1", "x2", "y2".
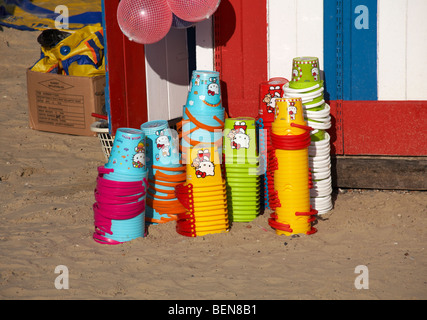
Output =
[
  {"x1": 183, "y1": 106, "x2": 226, "y2": 127},
  {"x1": 104, "y1": 128, "x2": 146, "y2": 177},
  {"x1": 141, "y1": 120, "x2": 186, "y2": 224},
  {"x1": 186, "y1": 70, "x2": 222, "y2": 112},
  {"x1": 181, "y1": 104, "x2": 225, "y2": 159},
  {"x1": 155, "y1": 128, "x2": 180, "y2": 168},
  {"x1": 140, "y1": 120, "x2": 180, "y2": 170}
]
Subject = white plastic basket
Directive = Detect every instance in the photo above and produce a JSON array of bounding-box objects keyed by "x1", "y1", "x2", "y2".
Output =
[{"x1": 90, "y1": 121, "x2": 114, "y2": 161}]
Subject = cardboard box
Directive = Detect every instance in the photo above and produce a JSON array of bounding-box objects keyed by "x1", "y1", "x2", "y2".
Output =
[{"x1": 26, "y1": 69, "x2": 106, "y2": 136}]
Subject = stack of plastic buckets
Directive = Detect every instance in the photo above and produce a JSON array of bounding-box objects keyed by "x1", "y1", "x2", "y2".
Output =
[
  {"x1": 223, "y1": 117, "x2": 260, "y2": 222},
  {"x1": 93, "y1": 128, "x2": 148, "y2": 244},
  {"x1": 257, "y1": 77, "x2": 289, "y2": 210},
  {"x1": 181, "y1": 70, "x2": 225, "y2": 162},
  {"x1": 175, "y1": 144, "x2": 229, "y2": 237},
  {"x1": 282, "y1": 57, "x2": 333, "y2": 214},
  {"x1": 268, "y1": 98, "x2": 317, "y2": 236},
  {"x1": 140, "y1": 120, "x2": 186, "y2": 225}
]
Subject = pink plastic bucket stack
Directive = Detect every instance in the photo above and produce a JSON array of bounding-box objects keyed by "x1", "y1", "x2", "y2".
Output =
[{"x1": 92, "y1": 128, "x2": 148, "y2": 244}]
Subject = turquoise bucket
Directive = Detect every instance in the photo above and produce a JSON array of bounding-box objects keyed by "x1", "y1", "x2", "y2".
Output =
[
  {"x1": 105, "y1": 128, "x2": 146, "y2": 177},
  {"x1": 186, "y1": 70, "x2": 222, "y2": 112},
  {"x1": 108, "y1": 212, "x2": 145, "y2": 242}
]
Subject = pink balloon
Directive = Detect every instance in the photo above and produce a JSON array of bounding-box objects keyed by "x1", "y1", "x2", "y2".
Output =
[
  {"x1": 117, "y1": 0, "x2": 173, "y2": 44},
  {"x1": 167, "y1": 0, "x2": 221, "y2": 23}
]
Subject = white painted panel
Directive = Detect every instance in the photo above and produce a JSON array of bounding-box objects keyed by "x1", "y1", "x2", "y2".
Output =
[
  {"x1": 145, "y1": 39, "x2": 168, "y2": 121},
  {"x1": 296, "y1": 0, "x2": 324, "y2": 72},
  {"x1": 165, "y1": 29, "x2": 190, "y2": 119},
  {"x1": 268, "y1": 0, "x2": 297, "y2": 79},
  {"x1": 377, "y1": 0, "x2": 407, "y2": 100},
  {"x1": 268, "y1": 0, "x2": 323, "y2": 80},
  {"x1": 406, "y1": 0, "x2": 427, "y2": 100},
  {"x1": 145, "y1": 28, "x2": 189, "y2": 121},
  {"x1": 196, "y1": 17, "x2": 214, "y2": 71}
]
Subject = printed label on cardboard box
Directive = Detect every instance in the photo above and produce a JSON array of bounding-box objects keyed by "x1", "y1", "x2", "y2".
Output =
[
  {"x1": 39, "y1": 79, "x2": 74, "y2": 91},
  {"x1": 36, "y1": 91, "x2": 86, "y2": 128}
]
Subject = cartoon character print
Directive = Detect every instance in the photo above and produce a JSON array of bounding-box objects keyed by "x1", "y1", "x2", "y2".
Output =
[
  {"x1": 191, "y1": 149, "x2": 215, "y2": 178},
  {"x1": 262, "y1": 85, "x2": 281, "y2": 113},
  {"x1": 287, "y1": 101, "x2": 297, "y2": 121},
  {"x1": 132, "y1": 141, "x2": 145, "y2": 168},
  {"x1": 194, "y1": 75, "x2": 200, "y2": 87},
  {"x1": 227, "y1": 121, "x2": 250, "y2": 150},
  {"x1": 293, "y1": 61, "x2": 319, "y2": 82},
  {"x1": 207, "y1": 77, "x2": 219, "y2": 97},
  {"x1": 292, "y1": 67, "x2": 302, "y2": 82},
  {"x1": 311, "y1": 62, "x2": 319, "y2": 81},
  {"x1": 190, "y1": 74, "x2": 221, "y2": 107},
  {"x1": 155, "y1": 129, "x2": 170, "y2": 158}
]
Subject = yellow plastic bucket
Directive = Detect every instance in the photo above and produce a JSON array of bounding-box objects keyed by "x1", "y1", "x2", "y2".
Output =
[{"x1": 185, "y1": 144, "x2": 223, "y2": 187}]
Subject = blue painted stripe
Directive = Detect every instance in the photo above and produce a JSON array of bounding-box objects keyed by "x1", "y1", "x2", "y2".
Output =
[
  {"x1": 324, "y1": 0, "x2": 378, "y2": 101},
  {"x1": 343, "y1": 0, "x2": 352, "y2": 100},
  {"x1": 347, "y1": 0, "x2": 377, "y2": 100},
  {"x1": 323, "y1": 0, "x2": 338, "y2": 101}
]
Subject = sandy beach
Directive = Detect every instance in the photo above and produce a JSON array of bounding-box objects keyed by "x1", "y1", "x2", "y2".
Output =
[{"x1": 0, "y1": 27, "x2": 426, "y2": 300}]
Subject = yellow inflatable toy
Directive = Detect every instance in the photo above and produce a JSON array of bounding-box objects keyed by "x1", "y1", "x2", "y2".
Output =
[{"x1": 31, "y1": 25, "x2": 105, "y2": 77}]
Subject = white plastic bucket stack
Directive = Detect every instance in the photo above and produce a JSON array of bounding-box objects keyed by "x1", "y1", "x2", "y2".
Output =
[{"x1": 282, "y1": 57, "x2": 333, "y2": 214}]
